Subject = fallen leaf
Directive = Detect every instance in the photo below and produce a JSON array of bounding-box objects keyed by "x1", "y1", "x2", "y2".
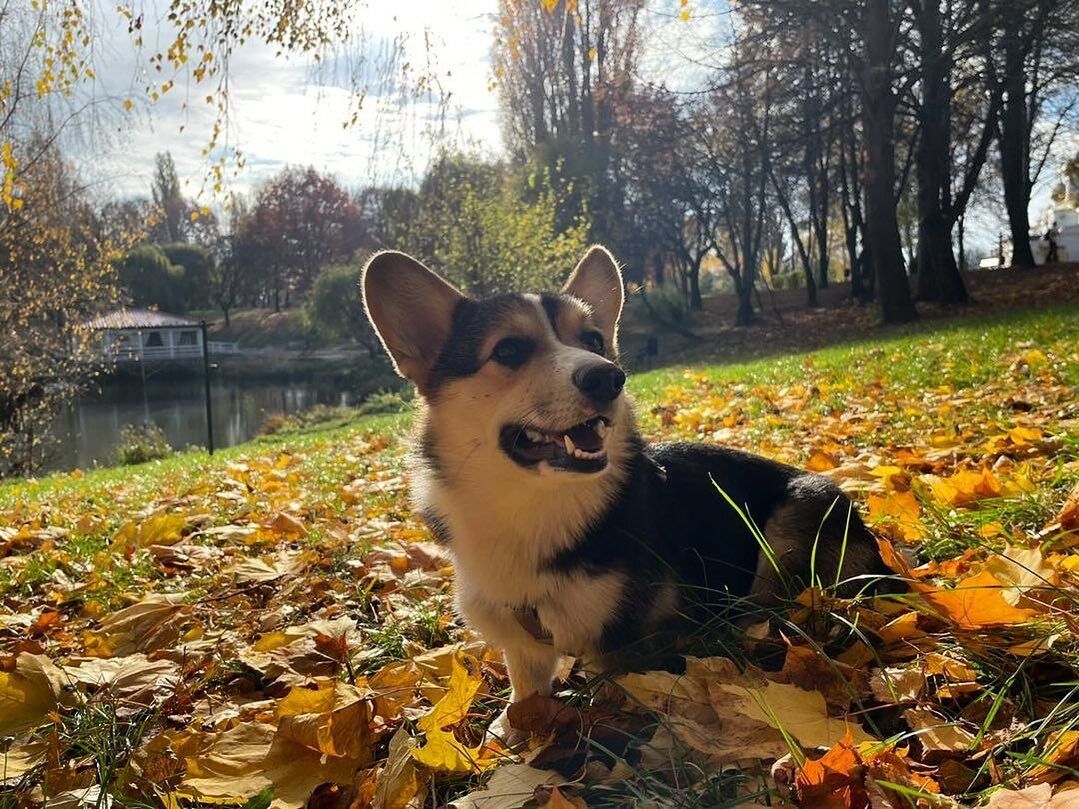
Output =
[
  {"x1": 987, "y1": 783, "x2": 1079, "y2": 808},
  {"x1": 919, "y1": 568, "x2": 1040, "y2": 629},
  {"x1": 411, "y1": 652, "x2": 495, "y2": 774},
  {"x1": 275, "y1": 680, "x2": 374, "y2": 762},
  {"x1": 985, "y1": 545, "x2": 1060, "y2": 606},
  {"x1": 0, "y1": 653, "x2": 68, "y2": 734}
]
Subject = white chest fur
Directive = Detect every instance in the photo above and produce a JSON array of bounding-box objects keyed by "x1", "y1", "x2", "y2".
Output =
[{"x1": 413, "y1": 460, "x2": 627, "y2": 655}]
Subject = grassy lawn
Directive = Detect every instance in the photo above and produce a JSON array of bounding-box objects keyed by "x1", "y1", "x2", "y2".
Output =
[{"x1": 1, "y1": 302, "x2": 1078, "y2": 807}]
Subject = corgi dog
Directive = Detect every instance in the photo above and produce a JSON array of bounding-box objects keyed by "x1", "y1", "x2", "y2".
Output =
[{"x1": 362, "y1": 245, "x2": 891, "y2": 736}]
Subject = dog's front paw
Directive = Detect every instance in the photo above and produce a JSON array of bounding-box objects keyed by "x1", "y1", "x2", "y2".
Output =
[{"x1": 486, "y1": 707, "x2": 528, "y2": 748}]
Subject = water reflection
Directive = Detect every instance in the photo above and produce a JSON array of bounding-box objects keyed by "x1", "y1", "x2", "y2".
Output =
[{"x1": 47, "y1": 372, "x2": 358, "y2": 473}]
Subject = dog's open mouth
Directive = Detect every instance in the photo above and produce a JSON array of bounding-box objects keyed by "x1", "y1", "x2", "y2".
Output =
[{"x1": 499, "y1": 416, "x2": 610, "y2": 473}]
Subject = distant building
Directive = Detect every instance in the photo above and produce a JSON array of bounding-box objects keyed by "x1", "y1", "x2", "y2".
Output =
[
  {"x1": 995, "y1": 167, "x2": 1079, "y2": 267},
  {"x1": 80, "y1": 308, "x2": 204, "y2": 363}
]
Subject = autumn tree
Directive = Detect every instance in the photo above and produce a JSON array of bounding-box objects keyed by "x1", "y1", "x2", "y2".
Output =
[
  {"x1": 495, "y1": 0, "x2": 644, "y2": 248},
  {"x1": 406, "y1": 151, "x2": 591, "y2": 296},
  {"x1": 0, "y1": 139, "x2": 130, "y2": 475},
  {"x1": 234, "y1": 167, "x2": 364, "y2": 310}
]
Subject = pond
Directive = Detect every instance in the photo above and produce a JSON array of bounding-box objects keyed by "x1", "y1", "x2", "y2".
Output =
[{"x1": 45, "y1": 371, "x2": 362, "y2": 473}]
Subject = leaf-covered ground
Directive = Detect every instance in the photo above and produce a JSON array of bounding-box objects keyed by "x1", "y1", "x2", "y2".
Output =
[{"x1": 2, "y1": 305, "x2": 1078, "y2": 809}]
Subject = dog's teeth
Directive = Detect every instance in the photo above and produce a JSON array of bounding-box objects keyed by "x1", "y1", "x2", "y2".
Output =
[
  {"x1": 573, "y1": 449, "x2": 584, "y2": 458},
  {"x1": 595, "y1": 421, "x2": 608, "y2": 438},
  {"x1": 525, "y1": 429, "x2": 544, "y2": 443},
  {"x1": 564, "y1": 434, "x2": 576, "y2": 454}
]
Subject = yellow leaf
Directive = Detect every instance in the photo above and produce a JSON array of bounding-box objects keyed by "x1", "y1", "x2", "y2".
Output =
[
  {"x1": 985, "y1": 545, "x2": 1059, "y2": 606},
  {"x1": 928, "y1": 468, "x2": 1002, "y2": 508},
  {"x1": 1017, "y1": 348, "x2": 1049, "y2": 369},
  {"x1": 710, "y1": 676, "x2": 876, "y2": 751},
  {"x1": 0, "y1": 741, "x2": 47, "y2": 783},
  {"x1": 373, "y1": 726, "x2": 421, "y2": 809},
  {"x1": 0, "y1": 654, "x2": 66, "y2": 734},
  {"x1": 866, "y1": 490, "x2": 923, "y2": 542},
  {"x1": 175, "y1": 721, "x2": 363, "y2": 809},
  {"x1": 112, "y1": 512, "x2": 187, "y2": 550},
  {"x1": 123, "y1": 98, "x2": 133, "y2": 111},
  {"x1": 275, "y1": 680, "x2": 373, "y2": 761},
  {"x1": 619, "y1": 656, "x2": 874, "y2": 764},
  {"x1": 411, "y1": 652, "x2": 494, "y2": 773},
  {"x1": 1007, "y1": 425, "x2": 1043, "y2": 445}
]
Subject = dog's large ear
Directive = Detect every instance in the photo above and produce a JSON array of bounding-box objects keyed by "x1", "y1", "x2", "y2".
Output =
[
  {"x1": 363, "y1": 251, "x2": 463, "y2": 389},
  {"x1": 563, "y1": 245, "x2": 624, "y2": 340}
]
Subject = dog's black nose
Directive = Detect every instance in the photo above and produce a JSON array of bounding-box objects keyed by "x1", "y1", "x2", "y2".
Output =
[{"x1": 573, "y1": 363, "x2": 626, "y2": 404}]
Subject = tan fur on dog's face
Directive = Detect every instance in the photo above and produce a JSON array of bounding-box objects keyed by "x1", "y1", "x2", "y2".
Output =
[{"x1": 425, "y1": 291, "x2": 635, "y2": 487}]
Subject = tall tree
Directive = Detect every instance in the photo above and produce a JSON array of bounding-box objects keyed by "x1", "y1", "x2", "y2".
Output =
[
  {"x1": 234, "y1": 167, "x2": 364, "y2": 310},
  {"x1": 909, "y1": 0, "x2": 998, "y2": 304},
  {"x1": 987, "y1": 0, "x2": 1079, "y2": 268},
  {"x1": 861, "y1": 0, "x2": 918, "y2": 322},
  {"x1": 151, "y1": 152, "x2": 187, "y2": 244},
  {"x1": 1, "y1": 139, "x2": 129, "y2": 475},
  {"x1": 495, "y1": 0, "x2": 644, "y2": 249}
]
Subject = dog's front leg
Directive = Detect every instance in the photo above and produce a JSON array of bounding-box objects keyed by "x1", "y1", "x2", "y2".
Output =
[
  {"x1": 487, "y1": 641, "x2": 561, "y2": 746},
  {"x1": 457, "y1": 593, "x2": 561, "y2": 744},
  {"x1": 504, "y1": 641, "x2": 562, "y2": 703}
]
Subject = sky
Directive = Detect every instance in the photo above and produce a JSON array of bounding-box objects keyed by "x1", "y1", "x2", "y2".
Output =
[
  {"x1": 68, "y1": 0, "x2": 1070, "y2": 251},
  {"x1": 79, "y1": 0, "x2": 507, "y2": 203}
]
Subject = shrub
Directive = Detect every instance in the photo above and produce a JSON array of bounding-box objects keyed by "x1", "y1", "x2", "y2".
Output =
[
  {"x1": 630, "y1": 285, "x2": 695, "y2": 333},
  {"x1": 769, "y1": 271, "x2": 805, "y2": 291},
  {"x1": 356, "y1": 389, "x2": 413, "y2": 416},
  {"x1": 114, "y1": 423, "x2": 173, "y2": 465}
]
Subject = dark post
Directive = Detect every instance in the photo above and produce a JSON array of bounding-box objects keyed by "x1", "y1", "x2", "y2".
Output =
[{"x1": 200, "y1": 321, "x2": 214, "y2": 455}]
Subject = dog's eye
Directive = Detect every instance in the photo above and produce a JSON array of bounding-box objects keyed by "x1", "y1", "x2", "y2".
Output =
[
  {"x1": 580, "y1": 330, "x2": 605, "y2": 355},
  {"x1": 491, "y1": 336, "x2": 535, "y2": 368}
]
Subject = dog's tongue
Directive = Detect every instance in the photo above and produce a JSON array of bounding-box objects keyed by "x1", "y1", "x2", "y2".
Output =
[{"x1": 565, "y1": 421, "x2": 603, "y2": 453}]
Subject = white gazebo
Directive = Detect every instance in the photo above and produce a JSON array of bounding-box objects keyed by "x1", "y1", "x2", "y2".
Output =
[{"x1": 81, "y1": 308, "x2": 204, "y2": 363}]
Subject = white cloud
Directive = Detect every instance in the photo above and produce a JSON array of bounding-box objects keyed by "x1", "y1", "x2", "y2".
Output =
[{"x1": 76, "y1": 0, "x2": 503, "y2": 203}]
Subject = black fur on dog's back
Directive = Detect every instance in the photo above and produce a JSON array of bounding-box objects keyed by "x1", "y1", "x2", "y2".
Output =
[{"x1": 545, "y1": 440, "x2": 891, "y2": 655}]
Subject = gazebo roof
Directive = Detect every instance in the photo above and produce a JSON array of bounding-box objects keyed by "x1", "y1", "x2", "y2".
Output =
[{"x1": 81, "y1": 308, "x2": 199, "y2": 331}]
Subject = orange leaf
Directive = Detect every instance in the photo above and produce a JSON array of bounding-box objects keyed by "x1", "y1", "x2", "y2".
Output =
[
  {"x1": 919, "y1": 568, "x2": 1039, "y2": 629},
  {"x1": 807, "y1": 452, "x2": 840, "y2": 472},
  {"x1": 928, "y1": 468, "x2": 1002, "y2": 508},
  {"x1": 795, "y1": 730, "x2": 867, "y2": 809}
]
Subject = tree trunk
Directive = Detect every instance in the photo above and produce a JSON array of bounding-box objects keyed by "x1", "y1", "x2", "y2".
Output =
[
  {"x1": 223, "y1": 306, "x2": 231, "y2": 328},
  {"x1": 862, "y1": 0, "x2": 917, "y2": 323},
  {"x1": 913, "y1": 0, "x2": 969, "y2": 304},
  {"x1": 688, "y1": 266, "x2": 703, "y2": 310},
  {"x1": 1000, "y1": 17, "x2": 1036, "y2": 268},
  {"x1": 736, "y1": 280, "x2": 754, "y2": 326}
]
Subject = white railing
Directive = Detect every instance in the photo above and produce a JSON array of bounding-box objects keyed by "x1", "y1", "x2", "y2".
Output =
[
  {"x1": 208, "y1": 341, "x2": 240, "y2": 355},
  {"x1": 108, "y1": 344, "x2": 203, "y2": 362}
]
